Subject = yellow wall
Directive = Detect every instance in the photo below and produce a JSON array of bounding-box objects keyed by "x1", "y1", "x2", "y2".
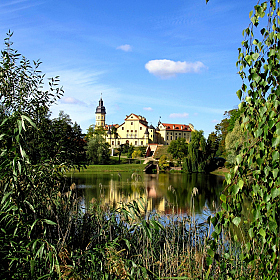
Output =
[
  {"x1": 107, "y1": 113, "x2": 150, "y2": 147},
  {"x1": 96, "y1": 112, "x2": 105, "y2": 127}
]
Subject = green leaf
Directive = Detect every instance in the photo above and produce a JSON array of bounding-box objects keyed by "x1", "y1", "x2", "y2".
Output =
[
  {"x1": 236, "y1": 89, "x2": 242, "y2": 100},
  {"x1": 252, "y1": 52, "x2": 259, "y2": 60},
  {"x1": 272, "y1": 136, "x2": 280, "y2": 147},
  {"x1": 259, "y1": 228, "x2": 266, "y2": 238},
  {"x1": 248, "y1": 228, "x2": 254, "y2": 238},
  {"x1": 232, "y1": 216, "x2": 241, "y2": 227},
  {"x1": 42, "y1": 219, "x2": 57, "y2": 226},
  {"x1": 220, "y1": 193, "x2": 227, "y2": 203},
  {"x1": 271, "y1": 187, "x2": 280, "y2": 199},
  {"x1": 272, "y1": 168, "x2": 279, "y2": 179},
  {"x1": 251, "y1": 73, "x2": 261, "y2": 83},
  {"x1": 272, "y1": 151, "x2": 279, "y2": 162},
  {"x1": 207, "y1": 248, "x2": 214, "y2": 258},
  {"x1": 236, "y1": 154, "x2": 242, "y2": 165}
]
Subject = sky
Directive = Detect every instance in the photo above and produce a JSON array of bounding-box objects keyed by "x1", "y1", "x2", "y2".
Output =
[{"x1": 0, "y1": 0, "x2": 257, "y2": 136}]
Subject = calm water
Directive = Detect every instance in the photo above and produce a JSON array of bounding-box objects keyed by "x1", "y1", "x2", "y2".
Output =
[{"x1": 68, "y1": 171, "x2": 225, "y2": 216}]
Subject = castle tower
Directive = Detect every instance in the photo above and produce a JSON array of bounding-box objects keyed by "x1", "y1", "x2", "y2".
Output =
[{"x1": 95, "y1": 95, "x2": 106, "y2": 127}]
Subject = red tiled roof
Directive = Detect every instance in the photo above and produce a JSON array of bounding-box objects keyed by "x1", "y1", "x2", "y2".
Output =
[{"x1": 161, "y1": 123, "x2": 192, "y2": 131}]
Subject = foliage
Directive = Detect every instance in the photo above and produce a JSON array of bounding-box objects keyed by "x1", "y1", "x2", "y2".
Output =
[
  {"x1": 225, "y1": 120, "x2": 245, "y2": 166},
  {"x1": 111, "y1": 125, "x2": 118, "y2": 139},
  {"x1": 28, "y1": 110, "x2": 86, "y2": 167},
  {"x1": 127, "y1": 144, "x2": 134, "y2": 158},
  {"x1": 206, "y1": 132, "x2": 220, "y2": 160},
  {"x1": 184, "y1": 130, "x2": 207, "y2": 173},
  {"x1": 213, "y1": 109, "x2": 241, "y2": 157},
  {"x1": 85, "y1": 124, "x2": 95, "y2": 139},
  {"x1": 0, "y1": 32, "x2": 69, "y2": 278},
  {"x1": 158, "y1": 154, "x2": 169, "y2": 171},
  {"x1": 132, "y1": 149, "x2": 142, "y2": 159},
  {"x1": 208, "y1": 1, "x2": 280, "y2": 278},
  {"x1": 167, "y1": 137, "x2": 188, "y2": 165},
  {"x1": 93, "y1": 125, "x2": 107, "y2": 136},
  {"x1": 86, "y1": 134, "x2": 110, "y2": 164}
]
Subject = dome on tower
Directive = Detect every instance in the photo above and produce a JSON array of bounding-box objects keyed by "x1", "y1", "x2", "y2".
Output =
[{"x1": 95, "y1": 97, "x2": 106, "y2": 114}]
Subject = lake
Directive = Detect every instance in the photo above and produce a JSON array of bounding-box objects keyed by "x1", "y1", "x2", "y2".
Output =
[{"x1": 68, "y1": 171, "x2": 225, "y2": 216}]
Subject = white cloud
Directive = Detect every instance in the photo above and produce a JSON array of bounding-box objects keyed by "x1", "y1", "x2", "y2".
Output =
[
  {"x1": 61, "y1": 97, "x2": 85, "y2": 105},
  {"x1": 211, "y1": 119, "x2": 219, "y2": 123},
  {"x1": 145, "y1": 59, "x2": 207, "y2": 79},
  {"x1": 169, "y1": 112, "x2": 189, "y2": 118},
  {"x1": 143, "y1": 107, "x2": 153, "y2": 111},
  {"x1": 117, "y1": 44, "x2": 132, "y2": 52}
]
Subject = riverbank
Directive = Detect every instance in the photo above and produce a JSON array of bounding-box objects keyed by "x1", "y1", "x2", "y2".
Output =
[
  {"x1": 72, "y1": 163, "x2": 229, "y2": 176},
  {"x1": 210, "y1": 167, "x2": 229, "y2": 177},
  {"x1": 73, "y1": 163, "x2": 146, "y2": 173}
]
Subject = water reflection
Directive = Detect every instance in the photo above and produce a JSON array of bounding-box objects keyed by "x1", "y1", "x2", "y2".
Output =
[{"x1": 68, "y1": 172, "x2": 225, "y2": 215}]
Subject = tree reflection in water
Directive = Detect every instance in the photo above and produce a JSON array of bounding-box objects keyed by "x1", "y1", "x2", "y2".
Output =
[{"x1": 69, "y1": 172, "x2": 224, "y2": 217}]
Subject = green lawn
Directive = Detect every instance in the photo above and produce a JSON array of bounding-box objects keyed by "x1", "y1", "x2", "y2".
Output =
[{"x1": 73, "y1": 163, "x2": 146, "y2": 173}]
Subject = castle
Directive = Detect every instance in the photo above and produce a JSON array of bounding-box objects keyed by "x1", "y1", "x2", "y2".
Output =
[{"x1": 95, "y1": 97, "x2": 195, "y2": 148}]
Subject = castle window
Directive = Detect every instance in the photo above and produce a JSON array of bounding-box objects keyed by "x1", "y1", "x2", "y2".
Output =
[
  {"x1": 101, "y1": 116, "x2": 103, "y2": 119},
  {"x1": 131, "y1": 130, "x2": 133, "y2": 132},
  {"x1": 135, "y1": 141, "x2": 137, "y2": 145},
  {"x1": 131, "y1": 122, "x2": 133, "y2": 125},
  {"x1": 167, "y1": 136, "x2": 169, "y2": 140},
  {"x1": 98, "y1": 116, "x2": 100, "y2": 119},
  {"x1": 140, "y1": 127, "x2": 142, "y2": 130},
  {"x1": 135, "y1": 130, "x2": 137, "y2": 132},
  {"x1": 122, "y1": 127, "x2": 124, "y2": 130},
  {"x1": 118, "y1": 141, "x2": 120, "y2": 145},
  {"x1": 141, "y1": 141, "x2": 143, "y2": 145},
  {"x1": 127, "y1": 130, "x2": 129, "y2": 132},
  {"x1": 170, "y1": 136, "x2": 173, "y2": 140},
  {"x1": 112, "y1": 141, "x2": 114, "y2": 145}
]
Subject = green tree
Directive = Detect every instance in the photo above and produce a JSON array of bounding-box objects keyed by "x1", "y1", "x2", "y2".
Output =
[
  {"x1": 214, "y1": 109, "x2": 241, "y2": 157},
  {"x1": 132, "y1": 149, "x2": 142, "y2": 159},
  {"x1": 86, "y1": 134, "x2": 110, "y2": 164},
  {"x1": 127, "y1": 144, "x2": 134, "y2": 159},
  {"x1": 206, "y1": 132, "x2": 219, "y2": 160},
  {"x1": 111, "y1": 125, "x2": 118, "y2": 140},
  {"x1": 0, "y1": 32, "x2": 68, "y2": 278},
  {"x1": 224, "y1": 120, "x2": 245, "y2": 166},
  {"x1": 158, "y1": 155, "x2": 169, "y2": 171},
  {"x1": 184, "y1": 130, "x2": 206, "y2": 173},
  {"x1": 167, "y1": 137, "x2": 188, "y2": 165},
  {"x1": 208, "y1": 1, "x2": 280, "y2": 278}
]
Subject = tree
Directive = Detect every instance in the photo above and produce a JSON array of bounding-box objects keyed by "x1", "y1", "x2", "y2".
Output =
[
  {"x1": 111, "y1": 125, "x2": 118, "y2": 140},
  {"x1": 167, "y1": 137, "x2": 188, "y2": 165},
  {"x1": 132, "y1": 149, "x2": 142, "y2": 159},
  {"x1": 86, "y1": 134, "x2": 110, "y2": 164},
  {"x1": 214, "y1": 109, "x2": 241, "y2": 157},
  {"x1": 224, "y1": 120, "x2": 245, "y2": 166},
  {"x1": 127, "y1": 144, "x2": 134, "y2": 159},
  {"x1": 206, "y1": 132, "x2": 219, "y2": 160},
  {"x1": 208, "y1": 1, "x2": 280, "y2": 278},
  {"x1": 184, "y1": 130, "x2": 206, "y2": 172},
  {"x1": 158, "y1": 155, "x2": 169, "y2": 171},
  {"x1": 0, "y1": 32, "x2": 70, "y2": 278}
]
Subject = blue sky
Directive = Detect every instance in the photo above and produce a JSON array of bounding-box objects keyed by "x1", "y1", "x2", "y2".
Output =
[{"x1": 0, "y1": 0, "x2": 257, "y2": 136}]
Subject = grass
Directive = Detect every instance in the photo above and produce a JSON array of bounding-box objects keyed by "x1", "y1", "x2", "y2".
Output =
[
  {"x1": 210, "y1": 167, "x2": 229, "y2": 177},
  {"x1": 74, "y1": 163, "x2": 146, "y2": 173}
]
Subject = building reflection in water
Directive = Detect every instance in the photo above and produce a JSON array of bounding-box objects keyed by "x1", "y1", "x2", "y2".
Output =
[{"x1": 71, "y1": 172, "x2": 225, "y2": 215}]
